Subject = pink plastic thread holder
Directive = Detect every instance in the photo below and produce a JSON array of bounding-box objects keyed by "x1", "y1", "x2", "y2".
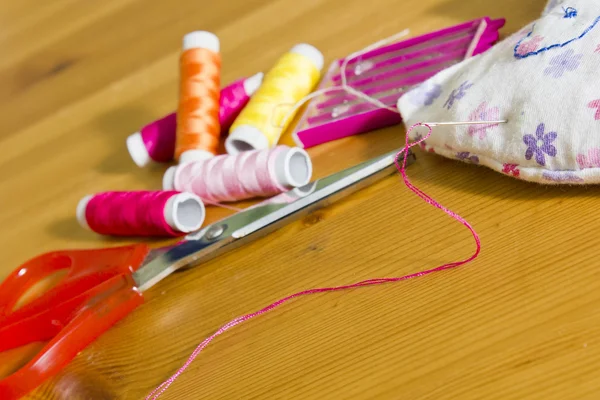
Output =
[{"x1": 291, "y1": 17, "x2": 506, "y2": 149}]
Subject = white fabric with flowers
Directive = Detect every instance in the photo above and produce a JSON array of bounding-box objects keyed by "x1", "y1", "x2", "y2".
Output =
[{"x1": 397, "y1": 0, "x2": 600, "y2": 184}]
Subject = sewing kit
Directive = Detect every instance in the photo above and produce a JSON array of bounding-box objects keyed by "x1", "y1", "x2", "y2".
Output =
[{"x1": 3, "y1": 0, "x2": 595, "y2": 397}]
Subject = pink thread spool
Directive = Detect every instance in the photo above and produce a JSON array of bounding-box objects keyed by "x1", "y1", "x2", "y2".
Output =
[
  {"x1": 127, "y1": 72, "x2": 264, "y2": 167},
  {"x1": 162, "y1": 145, "x2": 312, "y2": 203},
  {"x1": 76, "y1": 191, "x2": 206, "y2": 237}
]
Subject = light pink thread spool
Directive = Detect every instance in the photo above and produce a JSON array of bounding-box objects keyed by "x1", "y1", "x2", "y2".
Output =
[
  {"x1": 163, "y1": 145, "x2": 312, "y2": 203},
  {"x1": 127, "y1": 72, "x2": 264, "y2": 167}
]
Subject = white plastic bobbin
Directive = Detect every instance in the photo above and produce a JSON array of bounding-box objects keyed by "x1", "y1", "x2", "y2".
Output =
[
  {"x1": 274, "y1": 147, "x2": 313, "y2": 189},
  {"x1": 76, "y1": 195, "x2": 94, "y2": 230},
  {"x1": 163, "y1": 192, "x2": 206, "y2": 233},
  {"x1": 163, "y1": 166, "x2": 178, "y2": 191},
  {"x1": 76, "y1": 192, "x2": 206, "y2": 234},
  {"x1": 243, "y1": 72, "x2": 265, "y2": 96},
  {"x1": 182, "y1": 30, "x2": 220, "y2": 52},
  {"x1": 289, "y1": 43, "x2": 324, "y2": 71},
  {"x1": 126, "y1": 132, "x2": 150, "y2": 167},
  {"x1": 179, "y1": 149, "x2": 214, "y2": 165},
  {"x1": 225, "y1": 125, "x2": 270, "y2": 155}
]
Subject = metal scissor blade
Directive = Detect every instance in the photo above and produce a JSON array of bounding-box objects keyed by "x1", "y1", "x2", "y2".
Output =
[
  {"x1": 133, "y1": 148, "x2": 415, "y2": 292},
  {"x1": 232, "y1": 148, "x2": 414, "y2": 238}
]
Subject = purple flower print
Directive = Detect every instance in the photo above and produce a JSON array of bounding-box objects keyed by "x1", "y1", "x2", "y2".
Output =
[
  {"x1": 542, "y1": 171, "x2": 583, "y2": 183},
  {"x1": 408, "y1": 82, "x2": 442, "y2": 106},
  {"x1": 523, "y1": 123, "x2": 557, "y2": 166},
  {"x1": 443, "y1": 81, "x2": 473, "y2": 110},
  {"x1": 516, "y1": 35, "x2": 543, "y2": 56},
  {"x1": 456, "y1": 152, "x2": 479, "y2": 164},
  {"x1": 543, "y1": 49, "x2": 583, "y2": 78},
  {"x1": 595, "y1": 44, "x2": 600, "y2": 53}
]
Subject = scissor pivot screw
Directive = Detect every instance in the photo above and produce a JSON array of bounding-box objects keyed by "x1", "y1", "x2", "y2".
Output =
[{"x1": 205, "y1": 224, "x2": 226, "y2": 240}]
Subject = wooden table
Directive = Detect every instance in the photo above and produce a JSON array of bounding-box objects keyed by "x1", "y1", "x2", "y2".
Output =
[{"x1": 3, "y1": 0, "x2": 598, "y2": 398}]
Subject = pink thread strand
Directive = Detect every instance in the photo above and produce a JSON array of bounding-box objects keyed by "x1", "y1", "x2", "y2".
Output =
[
  {"x1": 146, "y1": 123, "x2": 481, "y2": 399},
  {"x1": 85, "y1": 191, "x2": 182, "y2": 237},
  {"x1": 173, "y1": 146, "x2": 290, "y2": 203},
  {"x1": 140, "y1": 77, "x2": 254, "y2": 162}
]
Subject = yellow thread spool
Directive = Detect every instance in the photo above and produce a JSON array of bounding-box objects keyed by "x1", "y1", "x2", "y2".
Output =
[{"x1": 225, "y1": 44, "x2": 323, "y2": 154}]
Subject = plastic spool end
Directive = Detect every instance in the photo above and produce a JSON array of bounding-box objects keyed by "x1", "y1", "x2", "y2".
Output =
[
  {"x1": 127, "y1": 132, "x2": 151, "y2": 167},
  {"x1": 243, "y1": 72, "x2": 264, "y2": 95},
  {"x1": 225, "y1": 125, "x2": 270, "y2": 155},
  {"x1": 292, "y1": 181, "x2": 317, "y2": 196},
  {"x1": 163, "y1": 166, "x2": 178, "y2": 191},
  {"x1": 76, "y1": 195, "x2": 94, "y2": 230},
  {"x1": 183, "y1": 31, "x2": 220, "y2": 52},
  {"x1": 275, "y1": 147, "x2": 312, "y2": 188},
  {"x1": 179, "y1": 149, "x2": 214, "y2": 164},
  {"x1": 163, "y1": 192, "x2": 206, "y2": 233},
  {"x1": 290, "y1": 43, "x2": 324, "y2": 71}
]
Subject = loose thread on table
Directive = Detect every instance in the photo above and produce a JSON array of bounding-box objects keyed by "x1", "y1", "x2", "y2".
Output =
[{"x1": 145, "y1": 122, "x2": 482, "y2": 400}]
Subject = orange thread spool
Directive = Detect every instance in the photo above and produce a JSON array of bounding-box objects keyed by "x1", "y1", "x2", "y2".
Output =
[{"x1": 176, "y1": 31, "x2": 222, "y2": 163}]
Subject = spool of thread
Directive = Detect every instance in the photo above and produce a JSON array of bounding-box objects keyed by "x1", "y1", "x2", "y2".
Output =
[
  {"x1": 126, "y1": 73, "x2": 264, "y2": 167},
  {"x1": 76, "y1": 191, "x2": 205, "y2": 237},
  {"x1": 176, "y1": 31, "x2": 222, "y2": 164},
  {"x1": 226, "y1": 44, "x2": 324, "y2": 154},
  {"x1": 163, "y1": 145, "x2": 312, "y2": 203}
]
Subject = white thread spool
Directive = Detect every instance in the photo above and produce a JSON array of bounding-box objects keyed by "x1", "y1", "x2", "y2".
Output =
[
  {"x1": 76, "y1": 192, "x2": 206, "y2": 233},
  {"x1": 126, "y1": 133, "x2": 151, "y2": 168}
]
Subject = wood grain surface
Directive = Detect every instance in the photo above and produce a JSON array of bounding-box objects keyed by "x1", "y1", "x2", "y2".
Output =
[{"x1": 2, "y1": 0, "x2": 599, "y2": 399}]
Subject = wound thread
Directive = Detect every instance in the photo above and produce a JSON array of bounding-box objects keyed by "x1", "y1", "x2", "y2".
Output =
[
  {"x1": 176, "y1": 31, "x2": 222, "y2": 164},
  {"x1": 163, "y1": 145, "x2": 312, "y2": 203},
  {"x1": 127, "y1": 73, "x2": 264, "y2": 167},
  {"x1": 226, "y1": 44, "x2": 323, "y2": 154},
  {"x1": 77, "y1": 191, "x2": 205, "y2": 237}
]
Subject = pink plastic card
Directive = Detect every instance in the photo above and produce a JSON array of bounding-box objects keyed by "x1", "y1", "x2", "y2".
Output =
[{"x1": 291, "y1": 17, "x2": 506, "y2": 149}]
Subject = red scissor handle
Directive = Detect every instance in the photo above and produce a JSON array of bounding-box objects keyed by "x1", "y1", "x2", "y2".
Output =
[
  {"x1": 0, "y1": 245, "x2": 148, "y2": 325},
  {"x1": 0, "y1": 244, "x2": 149, "y2": 399}
]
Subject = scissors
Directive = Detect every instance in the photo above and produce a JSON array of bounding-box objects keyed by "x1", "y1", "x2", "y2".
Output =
[{"x1": 0, "y1": 149, "x2": 415, "y2": 399}]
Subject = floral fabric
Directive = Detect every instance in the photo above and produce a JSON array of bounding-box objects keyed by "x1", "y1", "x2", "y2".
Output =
[{"x1": 397, "y1": 0, "x2": 600, "y2": 184}]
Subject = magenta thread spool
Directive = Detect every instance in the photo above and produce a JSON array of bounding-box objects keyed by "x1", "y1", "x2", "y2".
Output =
[
  {"x1": 76, "y1": 191, "x2": 206, "y2": 237},
  {"x1": 127, "y1": 73, "x2": 264, "y2": 167}
]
